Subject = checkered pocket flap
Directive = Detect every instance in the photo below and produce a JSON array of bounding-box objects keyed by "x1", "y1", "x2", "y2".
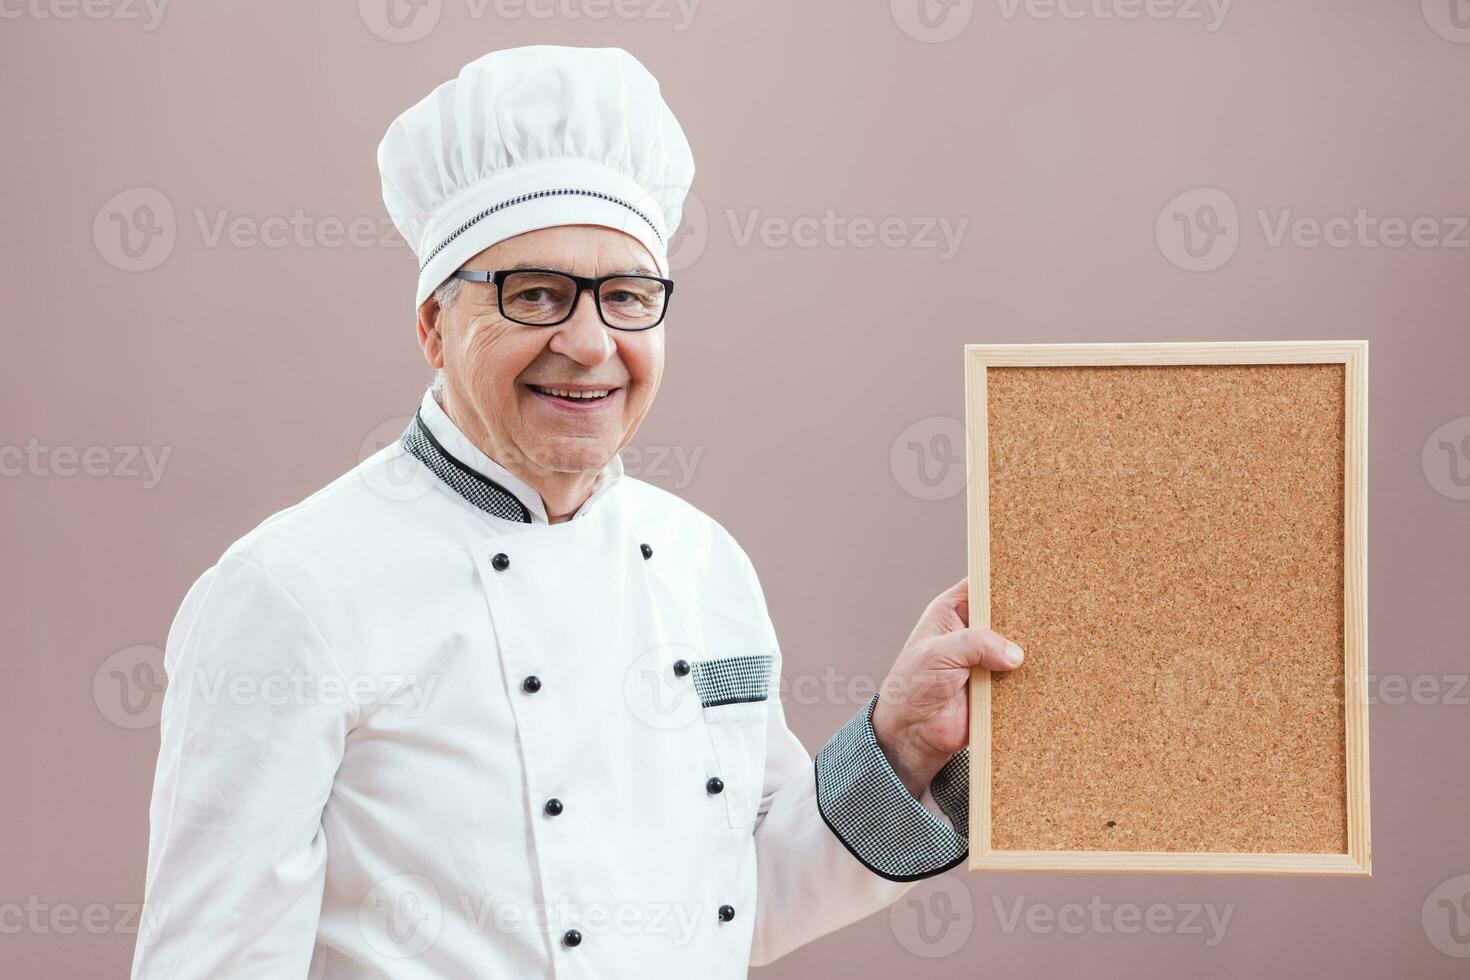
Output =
[{"x1": 690, "y1": 654, "x2": 774, "y2": 708}]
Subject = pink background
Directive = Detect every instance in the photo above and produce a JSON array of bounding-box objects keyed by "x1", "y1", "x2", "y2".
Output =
[{"x1": 3, "y1": 1, "x2": 1469, "y2": 976}]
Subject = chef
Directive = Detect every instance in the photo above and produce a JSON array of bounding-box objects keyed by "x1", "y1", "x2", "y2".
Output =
[{"x1": 130, "y1": 45, "x2": 1024, "y2": 978}]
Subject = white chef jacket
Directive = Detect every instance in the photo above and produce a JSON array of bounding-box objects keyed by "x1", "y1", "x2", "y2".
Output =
[{"x1": 131, "y1": 390, "x2": 970, "y2": 979}]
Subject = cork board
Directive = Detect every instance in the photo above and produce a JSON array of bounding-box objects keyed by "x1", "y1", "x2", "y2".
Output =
[{"x1": 966, "y1": 343, "x2": 1369, "y2": 875}]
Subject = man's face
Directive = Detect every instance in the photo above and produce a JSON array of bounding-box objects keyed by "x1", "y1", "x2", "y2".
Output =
[{"x1": 420, "y1": 225, "x2": 665, "y2": 478}]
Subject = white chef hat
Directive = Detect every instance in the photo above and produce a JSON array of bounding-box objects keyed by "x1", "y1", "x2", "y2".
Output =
[{"x1": 379, "y1": 45, "x2": 695, "y2": 309}]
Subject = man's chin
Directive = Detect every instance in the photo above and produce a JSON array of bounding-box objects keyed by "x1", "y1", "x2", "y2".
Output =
[{"x1": 520, "y1": 436, "x2": 620, "y2": 475}]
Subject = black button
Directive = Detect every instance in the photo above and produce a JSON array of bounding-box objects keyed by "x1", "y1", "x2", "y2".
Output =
[
  {"x1": 706, "y1": 776, "x2": 724, "y2": 795},
  {"x1": 562, "y1": 928, "x2": 582, "y2": 947},
  {"x1": 718, "y1": 904, "x2": 735, "y2": 922},
  {"x1": 640, "y1": 543, "x2": 653, "y2": 560},
  {"x1": 491, "y1": 553, "x2": 510, "y2": 572},
  {"x1": 521, "y1": 675, "x2": 542, "y2": 694},
  {"x1": 673, "y1": 659, "x2": 690, "y2": 677},
  {"x1": 543, "y1": 798, "x2": 563, "y2": 817}
]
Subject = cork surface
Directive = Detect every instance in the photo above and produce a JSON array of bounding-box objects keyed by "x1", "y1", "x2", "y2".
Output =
[{"x1": 987, "y1": 363, "x2": 1348, "y2": 854}]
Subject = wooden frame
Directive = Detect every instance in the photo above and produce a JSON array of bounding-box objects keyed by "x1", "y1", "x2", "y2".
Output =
[{"x1": 965, "y1": 341, "x2": 1370, "y2": 875}]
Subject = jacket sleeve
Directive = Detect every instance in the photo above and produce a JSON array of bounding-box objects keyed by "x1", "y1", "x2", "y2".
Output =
[
  {"x1": 735, "y1": 556, "x2": 969, "y2": 965},
  {"x1": 131, "y1": 555, "x2": 356, "y2": 979},
  {"x1": 748, "y1": 688, "x2": 969, "y2": 966}
]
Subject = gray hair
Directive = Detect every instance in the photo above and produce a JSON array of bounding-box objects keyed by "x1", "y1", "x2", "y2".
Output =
[
  {"x1": 427, "y1": 275, "x2": 462, "y2": 399},
  {"x1": 432, "y1": 274, "x2": 463, "y2": 311}
]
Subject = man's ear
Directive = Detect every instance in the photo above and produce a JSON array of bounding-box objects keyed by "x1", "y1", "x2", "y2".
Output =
[{"x1": 417, "y1": 297, "x2": 446, "y2": 370}]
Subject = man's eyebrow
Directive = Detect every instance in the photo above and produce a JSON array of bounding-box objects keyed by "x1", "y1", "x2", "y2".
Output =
[{"x1": 503, "y1": 261, "x2": 659, "y2": 276}]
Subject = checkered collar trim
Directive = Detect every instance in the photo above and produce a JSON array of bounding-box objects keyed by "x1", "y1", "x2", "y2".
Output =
[{"x1": 400, "y1": 411, "x2": 533, "y2": 524}]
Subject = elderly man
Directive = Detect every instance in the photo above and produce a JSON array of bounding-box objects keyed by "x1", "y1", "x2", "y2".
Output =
[{"x1": 131, "y1": 45, "x2": 1023, "y2": 978}]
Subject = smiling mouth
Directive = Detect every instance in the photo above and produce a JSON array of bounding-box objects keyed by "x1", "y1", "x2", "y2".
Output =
[{"x1": 526, "y1": 383, "x2": 619, "y2": 404}]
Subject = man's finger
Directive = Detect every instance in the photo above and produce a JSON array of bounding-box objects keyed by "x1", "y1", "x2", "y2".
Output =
[
  {"x1": 931, "y1": 577, "x2": 969, "y2": 626},
  {"x1": 926, "y1": 626, "x2": 1025, "y2": 671},
  {"x1": 948, "y1": 577, "x2": 969, "y2": 626}
]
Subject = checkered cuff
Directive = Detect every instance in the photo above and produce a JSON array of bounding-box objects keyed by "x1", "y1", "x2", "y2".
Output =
[
  {"x1": 814, "y1": 694, "x2": 969, "y2": 882},
  {"x1": 929, "y1": 745, "x2": 969, "y2": 840}
]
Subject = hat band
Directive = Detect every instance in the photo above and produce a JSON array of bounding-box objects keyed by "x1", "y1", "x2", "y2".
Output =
[{"x1": 419, "y1": 187, "x2": 665, "y2": 273}]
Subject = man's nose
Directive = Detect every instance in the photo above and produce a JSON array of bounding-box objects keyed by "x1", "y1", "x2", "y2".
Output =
[{"x1": 546, "y1": 289, "x2": 615, "y2": 365}]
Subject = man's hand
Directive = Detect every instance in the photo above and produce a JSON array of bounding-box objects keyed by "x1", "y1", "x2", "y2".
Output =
[{"x1": 870, "y1": 577, "x2": 1024, "y2": 798}]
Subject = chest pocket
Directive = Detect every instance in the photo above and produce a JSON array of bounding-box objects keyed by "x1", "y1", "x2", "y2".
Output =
[{"x1": 692, "y1": 655, "x2": 773, "y2": 829}]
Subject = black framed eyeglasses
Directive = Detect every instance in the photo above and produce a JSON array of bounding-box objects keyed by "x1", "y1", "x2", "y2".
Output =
[{"x1": 452, "y1": 268, "x2": 674, "y2": 331}]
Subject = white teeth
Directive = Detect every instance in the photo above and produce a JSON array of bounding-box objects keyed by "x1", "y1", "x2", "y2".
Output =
[{"x1": 535, "y1": 386, "x2": 611, "y2": 399}]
